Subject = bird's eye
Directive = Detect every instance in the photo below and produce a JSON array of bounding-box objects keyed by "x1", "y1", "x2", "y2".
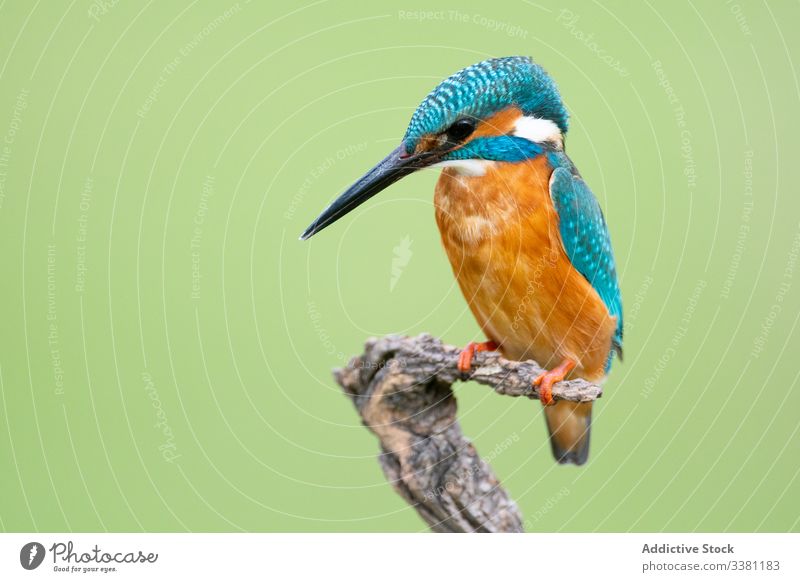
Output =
[{"x1": 445, "y1": 118, "x2": 476, "y2": 142}]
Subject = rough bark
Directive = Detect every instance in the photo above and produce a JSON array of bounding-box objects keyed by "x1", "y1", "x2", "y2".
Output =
[{"x1": 333, "y1": 333, "x2": 601, "y2": 533}]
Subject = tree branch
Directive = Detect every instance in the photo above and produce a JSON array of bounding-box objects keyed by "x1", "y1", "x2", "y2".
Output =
[{"x1": 333, "y1": 333, "x2": 601, "y2": 533}]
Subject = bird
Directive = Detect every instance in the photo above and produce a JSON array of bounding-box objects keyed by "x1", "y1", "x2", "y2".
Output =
[{"x1": 301, "y1": 56, "x2": 623, "y2": 465}]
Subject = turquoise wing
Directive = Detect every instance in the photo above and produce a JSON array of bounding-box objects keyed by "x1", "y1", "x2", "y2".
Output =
[{"x1": 549, "y1": 163, "x2": 623, "y2": 364}]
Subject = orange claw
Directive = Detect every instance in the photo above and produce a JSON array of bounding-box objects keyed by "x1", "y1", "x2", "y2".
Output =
[
  {"x1": 457, "y1": 340, "x2": 499, "y2": 373},
  {"x1": 533, "y1": 359, "x2": 576, "y2": 406}
]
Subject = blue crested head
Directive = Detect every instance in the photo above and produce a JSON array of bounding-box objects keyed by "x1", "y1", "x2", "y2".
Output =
[
  {"x1": 300, "y1": 56, "x2": 570, "y2": 240},
  {"x1": 403, "y1": 56, "x2": 568, "y2": 154}
]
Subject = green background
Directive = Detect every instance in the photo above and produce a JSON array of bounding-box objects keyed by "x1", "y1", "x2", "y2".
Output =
[{"x1": 0, "y1": 0, "x2": 798, "y2": 532}]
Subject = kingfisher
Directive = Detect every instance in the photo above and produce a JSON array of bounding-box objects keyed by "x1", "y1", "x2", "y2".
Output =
[{"x1": 301, "y1": 57, "x2": 623, "y2": 465}]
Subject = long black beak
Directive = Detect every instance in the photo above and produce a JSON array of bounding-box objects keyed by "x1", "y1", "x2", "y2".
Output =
[{"x1": 299, "y1": 144, "x2": 436, "y2": 240}]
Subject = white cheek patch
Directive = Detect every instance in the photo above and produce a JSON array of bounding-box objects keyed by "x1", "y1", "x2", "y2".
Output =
[
  {"x1": 514, "y1": 116, "x2": 563, "y2": 148},
  {"x1": 431, "y1": 159, "x2": 494, "y2": 176}
]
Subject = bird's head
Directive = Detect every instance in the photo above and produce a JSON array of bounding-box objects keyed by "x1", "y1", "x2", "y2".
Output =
[{"x1": 300, "y1": 56, "x2": 567, "y2": 240}]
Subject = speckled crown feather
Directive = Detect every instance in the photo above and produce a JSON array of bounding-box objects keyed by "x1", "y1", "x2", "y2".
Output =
[{"x1": 403, "y1": 56, "x2": 568, "y2": 152}]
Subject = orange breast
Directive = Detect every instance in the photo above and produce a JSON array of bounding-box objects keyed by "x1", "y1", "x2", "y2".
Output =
[{"x1": 434, "y1": 156, "x2": 616, "y2": 382}]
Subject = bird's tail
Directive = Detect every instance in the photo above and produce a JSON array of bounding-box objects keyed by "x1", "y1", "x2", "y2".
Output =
[{"x1": 543, "y1": 401, "x2": 592, "y2": 465}]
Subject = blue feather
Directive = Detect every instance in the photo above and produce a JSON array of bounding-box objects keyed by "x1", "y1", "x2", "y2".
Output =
[
  {"x1": 442, "y1": 135, "x2": 543, "y2": 162},
  {"x1": 548, "y1": 155, "x2": 623, "y2": 369},
  {"x1": 403, "y1": 56, "x2": 568, "y2": 154}
]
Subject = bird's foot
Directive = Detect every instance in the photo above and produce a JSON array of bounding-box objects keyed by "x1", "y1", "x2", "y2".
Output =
[
  {"x1": 457, "y1": 341, "x2": 499, "y2": 373},
  {"x1": 533, "y1": 359, "x2": 576, "y2": 406}
]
